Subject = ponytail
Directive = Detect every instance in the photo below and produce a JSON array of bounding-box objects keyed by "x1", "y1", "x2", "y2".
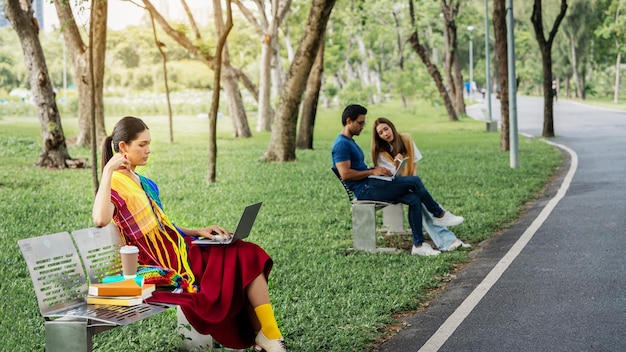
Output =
[{"x1": 101, "y1": 135, "x2": 114, "y2": 173}]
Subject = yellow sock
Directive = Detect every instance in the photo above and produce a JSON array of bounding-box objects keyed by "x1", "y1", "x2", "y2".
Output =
[{"x1": 254, "y1": 303, "x2": 282, "y2": 339}]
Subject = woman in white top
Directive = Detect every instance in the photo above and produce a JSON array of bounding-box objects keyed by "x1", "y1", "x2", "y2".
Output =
[{"x1": 371, "y1": 117, "x2": 470, "y2": 252}]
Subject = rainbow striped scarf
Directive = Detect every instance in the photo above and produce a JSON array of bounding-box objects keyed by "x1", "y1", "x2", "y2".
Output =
[{"x1": 111, "y1": 171, "x2": 197, "y2": 292}]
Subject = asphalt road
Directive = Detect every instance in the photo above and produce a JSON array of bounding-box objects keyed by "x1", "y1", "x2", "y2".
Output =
[{"x1": 376, "y1": 95, "x2": 626, "y2": 352}]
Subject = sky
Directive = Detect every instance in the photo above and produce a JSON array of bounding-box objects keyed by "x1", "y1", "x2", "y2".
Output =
[
  {"x1": 43, "y1": 0, "x2": 144, "y2": 32},
  {"x1": 42, "y1": 0, "x2": 212, "y2": 33}
]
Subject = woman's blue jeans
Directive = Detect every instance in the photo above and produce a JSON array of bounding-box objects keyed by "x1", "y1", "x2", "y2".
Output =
[
  {"x1": 422, "y1": 206, "x2": 458, "y2": 250},
  {"x1": 356, "y1": 176, "x2": 444, "y2": 246}
]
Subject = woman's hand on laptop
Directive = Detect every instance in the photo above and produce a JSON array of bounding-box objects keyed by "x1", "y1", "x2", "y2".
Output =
[{"x1": 196, "y1": 225, "x2": 233, "y2": 240}]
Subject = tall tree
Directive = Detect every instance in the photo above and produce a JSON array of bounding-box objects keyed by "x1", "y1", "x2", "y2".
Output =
[
  {"x1": 140, "y1": 0, "x2": 252, "y2": 137},
  {"x1": 560, "y1": 0, "x2": 595, "y2": 100},
  {"x1": 208, "y1": 0, "x2": 233, "y2": 183},
  {"x1": 296, "y1": 30, "x2": 325, "y2": 150},
  {"x1": 441, "y1": 0, "x2": 466, "y2": 115},
  {"x1": 408, "y1": 0, "x2": 458, "y2": 122},
  {"x1": 493, "y1": 0, "x2": 510, "y2": 151},
  {"x1": 530, "y1": 0, "x2": 568, "y2": 138},
  {"x1": 262, "y1": 0, "x2": 336, "y2": 162},
  {"x1": 233, "y1": 0, "x2": 292, "y2": 132},
  {"x1": 4, "y1": 0, "x2": 83, "y2": 169},
  {"x1": 595, "y1": 0, "x2": 626, "y2": 104},
  {"x1": 54, "y1": 0, "x2": 107, "y2": 148}
]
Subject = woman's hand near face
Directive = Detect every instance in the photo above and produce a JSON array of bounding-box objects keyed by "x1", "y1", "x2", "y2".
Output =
[
  {"x1": 93, "y1": 154, "x2": 128, "y2": 227},
  {"x1": 104, "y1": 153, "x2": 131, "y2": 174}
]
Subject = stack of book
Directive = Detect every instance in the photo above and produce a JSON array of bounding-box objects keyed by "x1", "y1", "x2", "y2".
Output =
[{"x1": 87, "y1": 276, "x2": 155, "y2": 306}]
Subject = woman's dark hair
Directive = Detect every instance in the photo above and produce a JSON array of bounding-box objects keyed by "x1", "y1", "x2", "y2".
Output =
[
  {"x1": 101, "y1": 116, "x2": 149, "y2": 171},
  {"x1": 371, "y1": 117, "x2": 407, "y2": 166}
]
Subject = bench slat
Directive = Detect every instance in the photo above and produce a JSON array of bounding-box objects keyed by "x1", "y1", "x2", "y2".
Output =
[
  {"x1": 18, "y1": 232, "x2": 89, "y2": 316},
  {"x1": 72, "y1": 224, "x2": 123, "y2": 283}
]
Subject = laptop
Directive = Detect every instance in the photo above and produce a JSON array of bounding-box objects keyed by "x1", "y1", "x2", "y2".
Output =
[
  {"x1": 368, "y1": 157, "x2": 409, "y2": 181},
  {"x1": 191, "y1": 202, "x2": 262, "y2": 245}
]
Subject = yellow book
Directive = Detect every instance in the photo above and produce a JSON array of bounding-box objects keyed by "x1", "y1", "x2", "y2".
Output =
[{"x1": 86, "y1": 295, "x2": 143, "y2": 306}]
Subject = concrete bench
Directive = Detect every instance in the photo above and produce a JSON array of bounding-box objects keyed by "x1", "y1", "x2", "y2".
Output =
[
  {"x1": 18, "y1": 223, "x2": 240, "y2": 351},
  {"x1": 331, "y1": 168, "x2": 409, "y2": 252}
]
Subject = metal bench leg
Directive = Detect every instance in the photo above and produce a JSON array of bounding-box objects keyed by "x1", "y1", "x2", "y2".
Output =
[
  {"x1": 381, "y1": 203, "x2": 407, "y2": 233},
  {"x1": 177, "y1": 306, "x2": 216, "y2": 351},
  {"x1": 352, "y1": 203, "x2": 377, "y2": 251},
  {"x1": 45, "y1": 318, "x2": 92, "y2": 352}
]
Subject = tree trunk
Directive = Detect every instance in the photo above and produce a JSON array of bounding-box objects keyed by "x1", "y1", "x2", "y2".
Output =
[
  {"x1": 493, "y1": 0, "x2": 510, "y2": 151},
  {"x1": 441, "y1": 0, "x2": 466, "y2": 115},
  {"x1": 356, "y1": 34, "x2": 372, "y2": 88},
  {"x1": 208, "y1": 0, "x2": 233, "y2": 183},
  {"x1": 233, "y1": 0, "x2": 290, "y2": 132},
  {"x1": 257, "y1": 34, "x2": 274, "y2": 132},
  {"x1": 271, "y1": 34, "x2": 286, "y2": 97},
  {"x1": 4, "y1": 0, "x2": 80, "y2": 169},
  {"x1": 531, "y1": 0, "x2": 568, "y2": 138},
  {"x1": 54, "y1": 0, "x2": 107, "y2": 148},
  {"x1": 223, "y1": 64, "x2": 252, "y2": 137},
  {"x1": 408, "y1": 32, "x2": 458, "y2": 122},
  {"x1": 262, "y1": 0, "x2": 336, "y2": 162},
  {"x1": 569, "y1": 34, "x2": 583, "y2": 99},
  {"x1": 297, "y1": 32, "x2": 325, "y2": 150}
]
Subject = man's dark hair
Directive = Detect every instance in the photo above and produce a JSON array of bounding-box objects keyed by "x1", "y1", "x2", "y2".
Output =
[{"x1": 341, "y1": 104, "x2": 367, "y2": 126}]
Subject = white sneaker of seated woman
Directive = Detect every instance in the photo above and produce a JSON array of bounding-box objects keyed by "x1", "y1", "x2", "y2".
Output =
[
  {"x1": 444, "y1": 239, "x2": 471, "y2": 252},
  {"x1": 433, "y1": 211, "x2": 464, "y2": 227}
]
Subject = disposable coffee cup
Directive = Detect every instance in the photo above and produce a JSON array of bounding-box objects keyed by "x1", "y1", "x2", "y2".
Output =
[{"x1": 120, "y1": 245, "x2": 139, "y2": 279}]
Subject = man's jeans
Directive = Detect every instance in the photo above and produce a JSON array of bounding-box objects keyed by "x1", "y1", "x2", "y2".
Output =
[{"x1": 357, "y1": 176, "x2": 444, "y2": 246}]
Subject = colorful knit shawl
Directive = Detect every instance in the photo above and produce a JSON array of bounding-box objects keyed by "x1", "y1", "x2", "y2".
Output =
[{"x1": 110, "y1": 171, "x2": 197, "y2": 292}]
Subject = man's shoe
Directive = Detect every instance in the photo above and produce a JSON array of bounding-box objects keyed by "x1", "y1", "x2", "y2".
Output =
[
  {"x1": 411, "y1": 244, "x2": 441, "y2": 256},
  {"x1": 255, "y1": 331, "x2": 287, "y2": 352},
  {"x1": 433, "y1": 211, "x2": 464, "y2": 227}
]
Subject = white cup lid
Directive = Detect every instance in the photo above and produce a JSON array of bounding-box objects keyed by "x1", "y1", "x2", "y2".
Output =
[{"x1": 120, "y1": 245, "x2": 139, "y2": 254}]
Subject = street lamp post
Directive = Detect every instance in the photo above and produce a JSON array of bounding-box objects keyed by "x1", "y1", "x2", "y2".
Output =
[
  {"x1": 484, "y1": 0, "x2": 496, "y2": 132},
  {"x1": 467, "y1": 26, "x2": 475, "y2": 103}
]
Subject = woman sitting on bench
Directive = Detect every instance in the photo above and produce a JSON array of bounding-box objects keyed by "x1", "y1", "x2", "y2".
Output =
[{"x1": 92, "y1": 116, "x2": 286, "y2": 352}]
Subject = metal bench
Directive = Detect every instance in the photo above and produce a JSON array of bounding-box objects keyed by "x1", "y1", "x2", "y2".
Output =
[
  {"x1": 18, "y1": 224, "x2": 237, "y2": 351},
  {"x1": 17, "y1": 229, "x2": 168, "y2": 352},
  {"x1": 331, "y1": 168, "x2": 409, "y2": 252}
]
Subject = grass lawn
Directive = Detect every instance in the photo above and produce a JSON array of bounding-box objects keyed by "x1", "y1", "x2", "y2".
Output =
[{"x1": 0, "y1": 100, "x2": 563, "y2": 351}]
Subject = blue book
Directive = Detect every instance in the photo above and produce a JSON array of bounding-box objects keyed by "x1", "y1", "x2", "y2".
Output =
[{"x1": 102, "y1": 275, "x2": 144, "y2": 287}]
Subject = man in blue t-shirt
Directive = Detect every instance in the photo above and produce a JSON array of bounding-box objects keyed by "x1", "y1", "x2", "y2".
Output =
[{"x1": 331, "y1": 104, "x2": 464, "y2": 256}]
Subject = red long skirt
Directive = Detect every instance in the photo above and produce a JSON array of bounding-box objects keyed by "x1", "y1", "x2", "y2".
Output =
[{"x1": 147, "y1": 238, "x2": 273, "y2": 349}]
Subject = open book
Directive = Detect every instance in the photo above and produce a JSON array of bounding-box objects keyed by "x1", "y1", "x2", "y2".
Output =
[{"x1": 368, "y1": 157, "x2": 409, "y2": 181}]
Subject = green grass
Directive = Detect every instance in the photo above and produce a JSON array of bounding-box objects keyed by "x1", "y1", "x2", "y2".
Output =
[{"x1": 0, "y1": 100, "x2": 562, "y2": 351}]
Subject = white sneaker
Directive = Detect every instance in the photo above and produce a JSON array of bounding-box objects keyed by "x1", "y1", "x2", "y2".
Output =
[
  {"x1": 444, "y1": 239, "x2": 471, "y2": 251},
  {"x1": 255, "y1": 331, "x2": 287, "y2": 352},
  {"x1": 411, "y1": 244, "x2": 441, "y2": 256},
  {"x1": 433, "y1": 210, "x2": 464, "y2": 227}
]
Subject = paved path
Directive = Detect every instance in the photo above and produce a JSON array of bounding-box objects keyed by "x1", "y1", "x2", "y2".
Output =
[{"x1": 377, "y1": 96, "x2": 626, "y2": 352}]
